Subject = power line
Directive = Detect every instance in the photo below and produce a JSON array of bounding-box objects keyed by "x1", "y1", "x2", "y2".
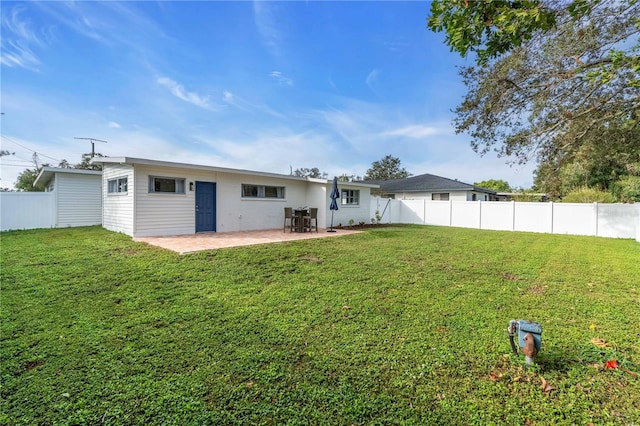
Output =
[{"x1": 1, "y1": 135, "x2": 61, "y2": 163}]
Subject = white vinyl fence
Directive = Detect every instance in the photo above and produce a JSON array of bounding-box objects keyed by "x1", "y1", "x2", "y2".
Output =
[
  {"x1": 371, "y1": 198, "x2": 640, "y2": 242},
  {"x1": 0, "y1": 192, "x2": 55, "y2": 231}
]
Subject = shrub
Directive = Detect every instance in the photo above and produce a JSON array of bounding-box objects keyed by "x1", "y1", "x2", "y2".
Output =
[
  {"x1": 612, "y1": 176, "x2": 640, "y2": 203},
  {"x1": 561, "y1": 187, "x2": 616, "y2": 203}
]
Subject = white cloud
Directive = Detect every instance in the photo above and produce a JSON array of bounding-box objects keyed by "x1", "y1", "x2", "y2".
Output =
[
  {"x1": 253, "y1": 1, "x2": 283, "y2": 56},
  {"x1": 270, "y1": 71, "x2": 293, "y2": 87},
  {"x1": 108, "y1": 121, "x2": 121, "y2": 128},
  {"x1": 0, "y1": 5, "x2": 42, "y2": 70},
  {"x1": 365, "y1": 69, "x2": 380, "y2": 92},
  {"x1": 156, "y1": 77, "x2": 216, "y2": 110},
  {"x1": 383, "y1": 125, "x2": 443, "y2": 139}
]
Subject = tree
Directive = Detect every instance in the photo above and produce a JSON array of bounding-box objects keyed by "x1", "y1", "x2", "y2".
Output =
[
  {"x1": 364, "y1": 155, "x2": 411, "y2": 181},
  {"x1": 76, "y1": 153, "x2": 104, "y2": 171},
  {"x1": 337, "y1": 174, "x2": 362, "y2": 182},
  {"x1": 474, "y1": 179, "x2": 512, "y2": 192},
  {"x1": 428, "y1": 0, "x2": 556, "y2": 65},
  {"x1": 15, "y1": 166, "x2": 48, "y2": 192},
  {"x1": 428, "y1": 0, "x2": 640, "y2": 198},
  {"x1": 292, "y1": 167, "x2": 325, "y2": 178}
]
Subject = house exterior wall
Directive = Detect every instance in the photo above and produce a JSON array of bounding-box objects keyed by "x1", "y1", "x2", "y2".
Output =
[
  {"x1": 102, "y1": 161, "x2": 376, "y2": 237},
  {"x1": 131, "y1": 164, "x2": 316, "y2": 237},
  {"x1": 102, "y1": 164, "x2": 135, "y2": 236},
  {"x1": 55, "y1": 173, "x2": 102, "y2": 227},
  {"x1": 328, "y1": 183, "x2": 374, "y2": 226},
  {"x1": 390, "y1": 190, "x2": 473, "y2": 201}
]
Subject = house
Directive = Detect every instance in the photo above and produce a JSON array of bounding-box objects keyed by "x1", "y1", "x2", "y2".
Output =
[
  {"x1": 31, "y1": 167, "x2": 103, "y2": 227},
  {"x1": 92, "y1": 157, "x2": 378, "y2": 237},
  {"x1": 367, "y1": 173, "x2": 503, "y2": 201}
]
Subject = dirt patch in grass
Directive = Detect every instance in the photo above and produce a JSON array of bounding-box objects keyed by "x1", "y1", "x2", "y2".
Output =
[
  {"x1": 500, "y1": 272, "x2": 522, "y2": 281},
  {"x1": 24, "y1": 360, "x2": 44, "y2": 371},
  {"x1": 528, "y1": 285, "x2": 546, "y2": 294}
]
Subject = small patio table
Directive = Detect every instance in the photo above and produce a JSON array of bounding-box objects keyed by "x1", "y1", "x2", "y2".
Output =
[{"x1": 293, "y1": 208, "x2": 309, "y2": 232}]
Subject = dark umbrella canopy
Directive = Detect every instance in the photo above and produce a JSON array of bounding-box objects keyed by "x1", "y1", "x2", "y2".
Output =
[
  {"x1": 329, "y1": 176, "x2": 340, "y2": 211},
  {"x1": 328, "y1": 177, "x2": 340, "y2": 232}
]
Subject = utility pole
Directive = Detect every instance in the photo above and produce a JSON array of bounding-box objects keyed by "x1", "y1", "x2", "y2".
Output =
[{"x1": 74, "y1": 137, "x2": 107, "y2": 158}]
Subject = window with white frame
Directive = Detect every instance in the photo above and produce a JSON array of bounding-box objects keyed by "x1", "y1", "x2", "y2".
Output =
[
  {"x1": 341, "y1": 189, "x2": 360, "y2": 205},
  {"x1": 149, "y1": 176, "x2": 186, "y2": 194},
  {"x1": 432, "y1": 192, "x2": 449, "y2": 201},
  {"x1": 108, "y1": 177, "x2": 128, "y2": 194},
  {"x1": 241, "y1": 184, "x2": 285, "y2": 199}
]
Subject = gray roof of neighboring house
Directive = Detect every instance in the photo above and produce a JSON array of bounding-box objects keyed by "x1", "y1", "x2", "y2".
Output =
[{"x1": 364, "y1": 173, "x2": 496, "y2": 194}]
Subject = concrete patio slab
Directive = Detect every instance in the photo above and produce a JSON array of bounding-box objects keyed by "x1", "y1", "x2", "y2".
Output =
[{"x1": 134, "y1": 228, "x2": 362, "y2": 254}]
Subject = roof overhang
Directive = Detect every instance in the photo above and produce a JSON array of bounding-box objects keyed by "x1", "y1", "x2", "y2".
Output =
[
  {"x1": 33, "y1": 166, "x2": 102, "y2": 188},
  {"x1": 91, "y1": 156, "x2": 379, "y2": 188}
]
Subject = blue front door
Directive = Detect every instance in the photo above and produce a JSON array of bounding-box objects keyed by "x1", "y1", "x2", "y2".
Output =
[{"x1": 195, "y1": 181, "x2": 216, "y2": 232}]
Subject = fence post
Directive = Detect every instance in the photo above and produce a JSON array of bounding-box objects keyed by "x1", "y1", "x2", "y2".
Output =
[
  {"x1": 478, "y1": 200, "x2": 482, "y2": 229},
  {"x1": 511, "y1": 200, "x2": 516, "y2": 232},
  {"x1": 449, "y1": 199, "x2": 453, "y2": 227},
  {"x1": 550, "y1": 202, "x2": 554, "y2": 234},
  {"x1": 594, "y1": 202, "x2": 599, "y2": 237}
]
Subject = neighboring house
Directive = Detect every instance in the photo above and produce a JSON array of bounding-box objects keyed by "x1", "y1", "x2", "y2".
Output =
[
  {"x1": 32, "y1": 167, "x2": 103, "y2": 227},
  {"x1": 92, "y1": 157, "x2": 378, "y2": 237},
  {"x1": 367, "y1": 173, "x2": 503, "y2": 201}
]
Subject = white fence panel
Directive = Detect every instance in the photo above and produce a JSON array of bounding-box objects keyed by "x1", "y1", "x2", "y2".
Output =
[
  {"x1": 451, "y1": 202, "x2": 480, "y2": 229},
  {"x1": 514, "y1": 203, "x2": 553, "y2": 233},
  {"x1": 553, "y1": 203, "x2": 596, "y2": 236},
  {"x1": 370, "y1": 197, "x2": 639, "y2": 240},
  {"x1": 425, "y1": 201, "x2": 451, "y2": 226},
  {"x1": 398, "y1": 200, "x2": 425, "y2": 224},
  {"x1": 0, "y1": 192, "x2": 55, "y2": 231},
  {"x1": 480, "y1": 201, "x2": 513, "y2": 231},
  {"x1": 597, "y1": 204, "x2": 638, "y2": 239}
]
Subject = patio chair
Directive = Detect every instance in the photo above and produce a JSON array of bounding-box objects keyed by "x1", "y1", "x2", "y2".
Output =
[
  {"x1": 304, "y1": 207, "x2": 318, "y2": 232},
  {"x1": 284, "y1": 207, "x2": 294, "y2": 232}
]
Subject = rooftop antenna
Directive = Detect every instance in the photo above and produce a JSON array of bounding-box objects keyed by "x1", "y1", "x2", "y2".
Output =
[{"x1": 74, "y1": 137, "x2": 107, "y2": 158}]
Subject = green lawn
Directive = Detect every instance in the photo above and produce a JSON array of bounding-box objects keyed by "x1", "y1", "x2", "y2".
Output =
[{"x1": 1, "y1": 225, "x2": 639, "y2": 425}]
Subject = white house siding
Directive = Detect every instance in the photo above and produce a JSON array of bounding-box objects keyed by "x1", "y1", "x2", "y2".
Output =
[
  {"x1": 132, "y1": 165, "x2": 315, "y2": 237},
  {"x1": 133, "y1": 164, "x2": 209, "y2": 237},
  {"x1": 55, "y1": 173, "x2": 102, "y2": 227},
  {"x1": 327, "y1": 183, "x2": 374, "y2": 227},
  {"x1": 391, "y1": 191, "x2": 472, "y2": 201},
  {"x1": 102, "y1": 164, "x2": 135, "y2": 236}
]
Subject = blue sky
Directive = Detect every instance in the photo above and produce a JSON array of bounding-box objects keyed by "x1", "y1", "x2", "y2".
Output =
[{"x1": 1, "y1": 1, "x2": 537, "y2": 190}]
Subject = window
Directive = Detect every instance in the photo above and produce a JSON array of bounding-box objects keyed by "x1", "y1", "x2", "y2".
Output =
[
  {"x1": 149, "y1": 176, "x2": 185, "y2": 194},
  {"x1": 472, "y1": 194, "x2": 477, "y2": 201},
  {"x1": 341, "y1": 189, "x2": 360, "y2": 205},
  {"x1": 108, "y1": 177, "x2": 128, "y2": 194},
  {"x1": 241, "y1": 184, "x2": 285, "y2": 199},
  {"x1": 432, "y1": 193, "x2": 449, "y2": 201}
]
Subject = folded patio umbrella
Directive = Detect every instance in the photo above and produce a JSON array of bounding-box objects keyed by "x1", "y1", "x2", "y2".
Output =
[{"x1": 328, "y1": 176, "x2": 339, "y2": 232}]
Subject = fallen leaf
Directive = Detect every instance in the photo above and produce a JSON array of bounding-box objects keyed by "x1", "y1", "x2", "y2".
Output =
[
  {"x1": 540, "y1": 375, "x2": 557, "y2": 394},
  {"x1": 622, "y1": 368, "x2": 638, "y2": 378},
  {"x1": 489, "y1": 372, "x2": 499, "y2": 382},
  {"x1": 605, "y1": 359, "x2": 619, "y2": 369},
  {"x1": 244, "y1": 381, "x2": 255, "y2": 388},
  {"x1": 590, "y1": 337, "x2": 610, "y2": 348},
  {"x1": 512, "y1": 376, "x2": 522, "y2": 382}
]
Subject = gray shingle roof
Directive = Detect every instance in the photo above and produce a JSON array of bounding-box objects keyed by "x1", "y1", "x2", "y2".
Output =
[{"x1": 364, "y1": 173, "x2": 496, "y2": 194}]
